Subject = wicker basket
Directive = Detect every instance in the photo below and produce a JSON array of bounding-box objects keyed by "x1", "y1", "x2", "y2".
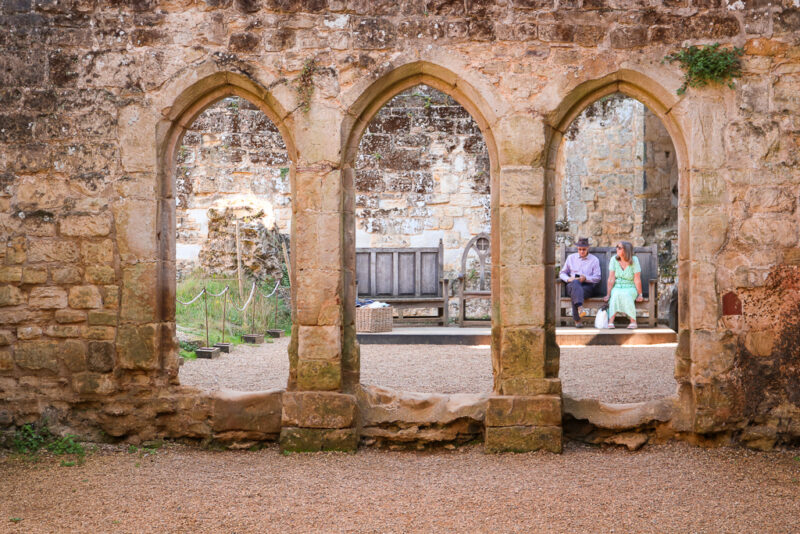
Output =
[{"x1": 356, "y1": 306, "x2": 393, "y2": 333}]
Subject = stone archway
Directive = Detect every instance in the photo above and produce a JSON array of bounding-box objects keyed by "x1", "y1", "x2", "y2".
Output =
[
  {"x1": 544, "y1": 70, "x2": 694, "y2": 428},
  {"x1": 155, "y1": 71, "x2": 298, "y2": 381}
]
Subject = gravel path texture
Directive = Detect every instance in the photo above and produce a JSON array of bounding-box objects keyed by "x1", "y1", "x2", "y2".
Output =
[
  {"x1": 179, "y1": 339, "x2": 677, "y2": 402},
  {"x1": 1, "y1": 442, "x2": 798, "y2": 533}
]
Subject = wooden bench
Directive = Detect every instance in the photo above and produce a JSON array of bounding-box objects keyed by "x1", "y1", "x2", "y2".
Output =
[
  {"x1": 356, "y1": 240, "x2": 449, "y2": 326},
  {"x1": 456, "y1": 233, "x2": 491, "y2": 327},
  {"x1": 555, "y1": 245, "x2": 659, "y2": 327}
]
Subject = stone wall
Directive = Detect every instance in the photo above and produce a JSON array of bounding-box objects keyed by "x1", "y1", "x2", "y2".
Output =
[
  {"x1": 0, "y1": 1, "x2": 799, "y2": 452},
  {"x1": 355, "y1": 84, "x2": 490, "y2": 273},
  {"x1": 175, "y1": 96, "x2": 290, "y2": 280},
  {"x1": 557, "y1": 94, "x2": 678, "y2": 320}
]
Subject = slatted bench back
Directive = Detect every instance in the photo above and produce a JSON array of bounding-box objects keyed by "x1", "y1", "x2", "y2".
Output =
[{"x1": 356, "y1": 240, "x2": 444, "y2": 298}]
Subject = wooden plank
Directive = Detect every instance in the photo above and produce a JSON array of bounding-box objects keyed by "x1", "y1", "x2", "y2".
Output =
[
  {"x1": 370, "y1": 251, "x2": 377, "y2": 298},
  {"x1": 415, "y1": 250, "x2": 422, "y2": 297},
  {"x1": 392, "y1": 251, "x2": 399, "y2": 297},
  {"x1": 376, "y1": 252, "x2": 393, "y2": 295},
  {"x1": 421, "y1": 252, "x2": 437, "y2": 295},
  {"x1": 356, "y1": 252, "x2": 370, "y2": 296},
  {"x1": 398, "y1": 252, "x2": 415, "y2": 295}
]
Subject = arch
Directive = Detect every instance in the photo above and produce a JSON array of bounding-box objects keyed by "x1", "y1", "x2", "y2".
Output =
[
  {"x1": 544, "y1": 69, "x2": 692, "y2": 412},
  {"x1": 154, "y1": 71, "x2": 298, "y2": 357},
  {"x1": 338, "y1": 62, "x2": 503, "y2": 389},
  {"x1": 341, "y1": 61, "x2": 501, "y2": 172}
]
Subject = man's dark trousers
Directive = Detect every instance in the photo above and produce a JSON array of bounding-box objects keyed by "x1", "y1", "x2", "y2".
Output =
[{"x1": 566, "y1": 280, "x2": 598, "y2": 321}]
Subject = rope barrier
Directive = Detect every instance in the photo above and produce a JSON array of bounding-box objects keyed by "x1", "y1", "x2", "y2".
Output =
[
  {"x1": 176, "y1": 288, "x2": 206, "y2": 306},
  {"x1": 206, "y1": 286, "x2": 229, "y2": 298},
  {"x1": 232, "y1": 282, "x2": 257, "y2": 312},
  {"x1": 259, "y1": 279, "x2": 281, "y2": 299}
]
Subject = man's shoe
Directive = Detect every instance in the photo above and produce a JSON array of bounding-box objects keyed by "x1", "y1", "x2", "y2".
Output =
[{"x1": 574, "y1": 321, "x2": 584, "y2": 328}]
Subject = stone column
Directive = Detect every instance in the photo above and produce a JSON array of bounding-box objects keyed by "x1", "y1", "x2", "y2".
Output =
[
  {"x1": 279, "y1": 103, "x2": 358, "y2": 452},
  {"x1": 484, "y1": 117, "x2": 562, "y2": 453}
]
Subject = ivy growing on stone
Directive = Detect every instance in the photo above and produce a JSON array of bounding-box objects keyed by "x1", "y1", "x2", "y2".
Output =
[
  {"x1": 296, "y1": 57, "x2": 317, "y2": 113},
  {"x1": 664, "y1": 43, "x2": 744, "y2": 95}
]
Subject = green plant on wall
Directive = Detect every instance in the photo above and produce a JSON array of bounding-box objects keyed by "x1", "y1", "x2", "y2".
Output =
[
  {"x1": 664, "y1": 43, "x2": 744, "y2": 95},
  {"x1": 296, "y1": 57, "x2": 317, "y2": 113}
]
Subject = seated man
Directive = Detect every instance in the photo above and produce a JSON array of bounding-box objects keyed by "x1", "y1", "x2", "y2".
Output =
[{"x1": 559, "y1": 237, "x2": 601, "y2": 327}]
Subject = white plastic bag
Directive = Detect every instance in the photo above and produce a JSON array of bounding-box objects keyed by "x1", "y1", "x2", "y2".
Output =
[{"x1": 594, "y1": 308, "x2": 609, "y2": 329}]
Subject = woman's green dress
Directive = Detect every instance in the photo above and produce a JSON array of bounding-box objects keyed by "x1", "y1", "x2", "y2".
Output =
[{"x1": 608, "y1": 256, "x2": 640, "y2": 320}]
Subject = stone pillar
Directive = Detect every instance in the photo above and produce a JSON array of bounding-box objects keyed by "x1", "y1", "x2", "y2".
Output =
[
  {"x1": 280, "y1": 103, "x2": 358, "y2": 452},
  {"x1": 484, "y1": 116, "x2": 562, "y2": 452}
]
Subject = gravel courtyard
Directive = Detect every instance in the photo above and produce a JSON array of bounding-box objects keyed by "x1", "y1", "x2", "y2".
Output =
[
  {"x1": 179, "y1": 338, "x2": 677, "y2": 402},
  {"x1": 1, "y1": 442, "x2": 798, "y2": 533}
]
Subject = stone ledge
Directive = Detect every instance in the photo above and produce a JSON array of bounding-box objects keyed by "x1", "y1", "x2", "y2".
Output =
[
  {"x1": 485, "y1": 395, "x2": 562, "y2": 427},
  {"x1": 281, "y1": 391, "x2": 356, "y2": 429},
  {"x1": 357, "y1": 384, "x2": 489, "y2": 426},
  {"x1": 210, "y1": 389, "x2": 283, "y2": 434},
  {"x1": 279, "y1": 427, "x2": 358, "y2": 453},
  {"x1": 562, "y1": 395, "x2": 676, "y2": 430},
  {"x1": 484, "y1": 425, "x2": 563, "y2": 453}
]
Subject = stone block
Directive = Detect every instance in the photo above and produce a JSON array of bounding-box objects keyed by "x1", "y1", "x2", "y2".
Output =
[
  {"x1": 88, "y1": 310, "x2": 117, "y2": 326},
  {"x1": 0, "y1": 266, "x2": 22, "y2": 283},
  {"x1": 120, "y1": 263, "x2": 157, "y2": 322},
  {"x1": 485, "y1": 395, "x2": 562, "y2": 427},
  {"x1": 59, "y1": 213, "x2": 112, "y2": 237},
  {"x1": 51, "y1": 266, "x2": 82, "y2": 284},
  {"x1": 61, "y1": 339, "x2": 86, "y2": 372},
  {"x1": 5, "y1": 236, "x2": 26, "y2": 264},
  {"x1": 88, "y1": 341, "x2": 115, "y2": 372},
  {"x1": 85, "y1": 265, "x2": 116, "y2": 285},
  {"x1": 499, "y1": 166, "x2": 545, "y2": 206},
  {"x1": 117, "y1": 324, "x2": 160, "y2": 370},
  {"x1": 498, "y1": 206, "x2": 545, "y2": 267},
  {"x1": 0, "y1": 285, "x2": 25, "y2": 307},
  {"x1": 17, "y1": 326, "x2": 42, "y2": 340},
  {"x1": 28, "y1": 238, "x2": 80, "y2": 263},
  {"x1": 496, "y1": 114, "x2": 545, "y2": 167},
  {"x1": 102, "y1": 285, "x2": 119, "y2": 309},
  {"x1": 22, "y1": 268, "x2": 47, "y2": 284},
  {"x1": 495, "y1": 326, "x2": 546, "y2": 379},
  {"x1": 114, "y1": 199, "x2": 157, "y2": 262},
  {"x1": 281, "y1": 391, "x2": 356, "y2": 429},
  {"x1": 495, "y1": 377, "x2": 562, "y2": 396},
  {"x1": 295, "y1": 269, "x2": 341, "y2": 326},
  {"x1": 0, "y1": 348, "x2": 13, "y2": 372},
  {"x1": 484, "y1": 425, "x2": 562, "y2": 453},
  {"x1": 72, "y1": 372, "x2": 116, "y2": 395},
  {"x1": 498, "y1": 266, "x2": 545, "y2": 326},
  {"x1": 81, "y1": 239, "x2": 114, "y2": 264},
  {"x1": 45, "y1": 325, "x2": 81, "y2": 338},
  {"x1": 83, "y1": 326, "x2": 116, "y2": 340},
  {"x1": 55, "y1": 309, "x2": 86, "y2": 324},
  {"x1": 14, "y1": 340, "x2": 60, "y2": 372},
  {"x1": 297, "y1": 359, "x2": 341, "y2": 391},
  {"x1": 298, "y1": 325, "x2": 340, "y2": 361},
  {"x1": 211, "y1": 390, "x2": 282, "y2": 434},
  {"x1": 242, "y1": 334, "x2": 264, "y2": 344},
  {"x1": 119, "y1": 105, "x2": 157, "y2": 173},
  {"x1": 279, "y1": 427, "x2": 358, "y2": 453},
  {"x1": 28, "y1": 286, "x2": 67, "y2": 309},
  {"x1": 68, "y1": 285, "x2": 103, "y2": 309},
  {"x1": 0, "y1": 330, "x2": 14, "y2": 346}
]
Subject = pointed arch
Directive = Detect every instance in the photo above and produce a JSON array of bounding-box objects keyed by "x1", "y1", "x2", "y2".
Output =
[
  {"x1": 544, "y1": 68, "x2": 692, "y2": 416},
  {"x1": 154, "y1": 70, "x2": 298, "y2": 336}
]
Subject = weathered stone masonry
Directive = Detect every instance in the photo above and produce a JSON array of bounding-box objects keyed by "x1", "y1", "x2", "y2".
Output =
[{"x1": 1, "y1": 1, "x2": 799, "y2": 452}]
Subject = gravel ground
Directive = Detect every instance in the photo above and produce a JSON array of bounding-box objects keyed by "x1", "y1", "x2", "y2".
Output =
[
  {"x1": 1, "y1": 442, "x2": 798, "y2": 533},
  {"x1": 180, "y1": 339, "x2": 677, "y2": 402}
]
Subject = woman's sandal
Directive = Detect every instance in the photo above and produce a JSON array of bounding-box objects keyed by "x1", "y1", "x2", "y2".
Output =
[
  {"x1": 607, "y1": 324, "x2": 615, "y2": 329},
  {"x1": 627, "y1": 322, "x2": 638, "y2": 329}
]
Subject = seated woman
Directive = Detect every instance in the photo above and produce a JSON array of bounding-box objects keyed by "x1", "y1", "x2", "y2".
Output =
[{"x1": 602, "y1": 241, "x2": 644, "y2": 329}]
